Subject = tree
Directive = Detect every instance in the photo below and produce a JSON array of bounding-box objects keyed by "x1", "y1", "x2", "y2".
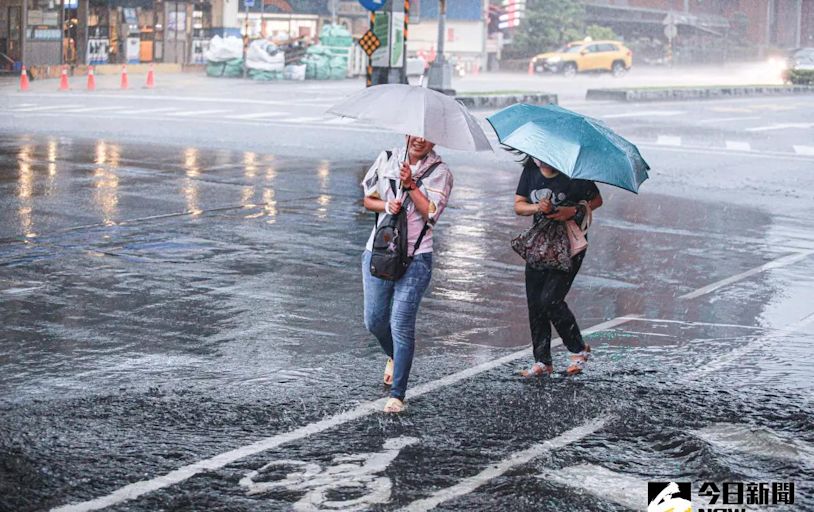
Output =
[{"x1": 507, "y1": 0, "x2": 586, "y2": 59}]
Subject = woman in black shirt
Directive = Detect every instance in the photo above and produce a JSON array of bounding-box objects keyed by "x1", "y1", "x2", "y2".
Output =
[{"x1": 514, "y1": 155, "x2": 603, "y2": 376}]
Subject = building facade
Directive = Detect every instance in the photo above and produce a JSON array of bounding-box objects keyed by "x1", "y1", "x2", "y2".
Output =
[{"x1": 0, "y1": 0, "x2": 240, "y2": 70}]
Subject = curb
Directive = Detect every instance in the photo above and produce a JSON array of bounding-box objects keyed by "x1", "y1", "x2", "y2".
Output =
[
  {"x1": 456, "y1": 93, "x2": 558, "y2": 109},
  {"x1": 586, "y1": 85, "x2": 814, "y2": 102}
]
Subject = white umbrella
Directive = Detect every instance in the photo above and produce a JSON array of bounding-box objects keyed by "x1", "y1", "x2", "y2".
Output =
[{"x1": 327, "y1": 84, "x2": 493, "y2": 152}]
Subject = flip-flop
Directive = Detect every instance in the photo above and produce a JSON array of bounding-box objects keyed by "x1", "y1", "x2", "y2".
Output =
[
  {"x1": 566, "y1": 345, "x2": 591, "y2": 375},
  {"x1": 519, "y1": 362, "x2": 553, "y2": 377},
  {"x1": 383, "y1": 358, "x2": 394, "y2": 386},
  {"x1": 383, "y1": 397, "x2": 405, "y2": 413}
]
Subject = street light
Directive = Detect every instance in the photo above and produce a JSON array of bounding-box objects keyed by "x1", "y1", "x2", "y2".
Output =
[{"x1": 427, "y1": 0, "x2": 454, "y2": 94}]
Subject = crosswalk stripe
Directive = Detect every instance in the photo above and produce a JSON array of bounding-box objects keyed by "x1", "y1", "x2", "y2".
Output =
[
  {"x1": 725, "y1": 140, "x2": 751, "y2": 151},
  {"x1": 167, "y1": 109, "x2": 230, "y2": 117},
  {"x1": 656, "y1": 135, "x2": 681, "y2": 146},
  {"x1": 226, "y1": 111, "x2": 287, "y2": 120},
  {"x1": 279, "y1": 116, "x2": 326, "y2": 124},
  {"x1": 60, "y1": 106, "x2": 125, "y2": 113},
  {"x1": 324, "y1": 117, "x2": 356, "y2": 125},
  {"x1": 10, "y1": 105, "x2": 82, "y2": 112},
  {"x1": 115, "y1": 107, "x2": 179, "y2": 115},
  {"x1": 793, "y1": 145, "x2": 814, "y2": 156}
]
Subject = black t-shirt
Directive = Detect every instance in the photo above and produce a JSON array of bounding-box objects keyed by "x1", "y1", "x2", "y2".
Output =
[{"x1": 515, "y1": 166, "x2": 599, "y2": 223}]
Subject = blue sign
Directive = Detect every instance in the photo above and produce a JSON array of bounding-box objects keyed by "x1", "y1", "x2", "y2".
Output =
[
  {"x1": 358, "y1": 0, "x2": 386, "y2": 11},
  {"x1": 244, "y1": 0, "x2": 255, "y2": 7}
]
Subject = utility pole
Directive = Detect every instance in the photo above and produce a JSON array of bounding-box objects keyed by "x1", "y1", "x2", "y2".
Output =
[{"x1": 427, "y1": 0, "x2": 453, "y2": 94}]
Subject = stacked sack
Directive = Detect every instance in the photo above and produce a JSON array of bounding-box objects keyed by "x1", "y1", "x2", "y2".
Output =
[
  {"x1": 205, "y1": 35, "x2": 244, "y2": 77},
  {"x1": 246, "y1": 40, "x2": 285, "y2": 80},
  {"x1": 302, "y1": 24, "x2": 353, "y2": 80}
]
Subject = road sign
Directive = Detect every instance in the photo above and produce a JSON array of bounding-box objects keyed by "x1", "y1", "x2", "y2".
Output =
[
  {"x1": 358, "y1": 30, "x2": 381, "y2": 57},
  {"x1": 664, "y1": 23, "x2": 677, "y2": 39},
  {"x1": 358, "y1": 0, "x2": 386, "y2": 11},
  {"x1": 244, "y1": 0, "x2": 255, "y2": 6}
]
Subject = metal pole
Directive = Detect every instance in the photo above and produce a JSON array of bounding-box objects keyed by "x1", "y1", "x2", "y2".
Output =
[
  {"x1": 436, "y1": 0, "x2": 445, "y2": 65},
  {"x1": 330, "y1": 0, "x2": 337, "y2": 26},
  {"x1": 243, "y1": 1, "x2": 248, "y2": 76},
  {"x1": 795, "y1": 0, "x2": 802, "y2": 48}
]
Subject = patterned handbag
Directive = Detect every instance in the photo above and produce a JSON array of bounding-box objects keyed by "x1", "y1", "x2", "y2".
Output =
[{"x1": 511, "y1": 217, "x2": 573, "y2": 272}]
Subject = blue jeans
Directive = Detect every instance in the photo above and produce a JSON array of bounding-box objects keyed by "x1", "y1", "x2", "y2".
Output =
[{"x1": 362, "y1": 250, "x2": 433, "y2": 400}]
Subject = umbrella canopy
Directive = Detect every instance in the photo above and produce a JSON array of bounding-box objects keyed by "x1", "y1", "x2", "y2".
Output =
[
  {"x1": 327, "y1": 84, "x2": 492, "y2": 152},
  {"x1": 487, "y1": 103, "x2": 650, "y2": 193}
]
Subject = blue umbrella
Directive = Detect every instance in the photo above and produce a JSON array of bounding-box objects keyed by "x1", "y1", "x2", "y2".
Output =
[{"x1": 487, "y1": 103, "x2": 650, "y2": 193}]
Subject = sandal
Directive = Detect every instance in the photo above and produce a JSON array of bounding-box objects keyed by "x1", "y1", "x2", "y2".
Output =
[
  {"x1": 566, "y1": 345, "x2": 591, "y2": 375},
  {"x1": 383, "y1": 358, "x2": 394, "y2": 386},
  {"x1": 519, "y1": 362, "x2": 553, "y2": 377},
  {"x1": 383, "y1": 397, "x2": 405, "y2": 413}
]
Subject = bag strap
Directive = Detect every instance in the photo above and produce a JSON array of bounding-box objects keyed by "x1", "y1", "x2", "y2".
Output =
[{"x1": 410, "y1": 161, "x2": 444, "y2": 254}]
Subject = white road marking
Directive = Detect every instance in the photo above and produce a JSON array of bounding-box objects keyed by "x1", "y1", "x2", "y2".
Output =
[
  {"x1": 398, "y1": 418, "x2": 608, "y2": 512},
  {"x1": 49, "y1": 317, "x2": 633, "y2": 512},
  {"x1": 656, "y1": 135, "x2": 681, "y2": 146},
  {"x1": 745, "y1": 122, "x2": 814, "y2": 132},
  {"x1": 691, "y1": 311, "x2": 814, "y2": 377},
  {"x1": 60, "y1": 106, "x2": 126, "y2": 113},
  {"x1": 725, "y1": 140, "x2": 751, "y2": 151},
  {"x1": 226, "y1": 111, "x2": 287, "y2": 120},
  {"x1": 167, "y1": 109, "x2": 230, "y2": 117},
  {"x1": 602, "y1": 110, "x2": 684, "y2": 119},
  {"x1": 637, "y1": 143, "x2": 814, "y2": 162},
  {"x1": 324, "y1": 117, "x2": 356, "y2": 125},
  {"x1": 537, "y1": 464, "x2": 647, "y2": 510},
  {"x1": 9, "y1": 105, "x2": 83, "y2": 112},
  {"x1": 693, "y1": 423, "x2": 814, "y2": 463},
  {"x1": 793, "y1": 145, "x2": 814, "y2": 156},
  {"x1": 679, "y1": 251, "x2": 814, "y2": 300},
  {"x1": 112, "y1": 107, "x2": 179, "y2": 115},
  {"x1": 280, "y1": 116, "x2": 326, "y2": 124},
  {"x1": 697, "y1": 116, "x2": 762, "y2": 124}
]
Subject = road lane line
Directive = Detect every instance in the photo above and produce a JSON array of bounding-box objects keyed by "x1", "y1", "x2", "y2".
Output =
[
  {"x1": 793, "y1": 145, "x2": 814, "y2": 156},
  {"x1": 60, "y1": 106, "x2": 124, "y2": 113},
  {"x1": 746, "y1": 122, "x2": 814, "y2": 132},
  {"x1": 49, "y1": 316, "x2": 634, "y2": 512},
  {"x1": 167, "y1": 109, "x2": 230, "y2": 117},
  {"x1": 114, "y1": 107, "x2": 179, "y2": 115},
  {"x1": 679, "y1": 251, "x2": 814, "y2": 300},
  {"x1": 226, "y1": 111, "x2": 287, "y2": 120},
  {"x1": 725, "y1": 140, "x2": 751, "y2": 151},
  {"x1": 9, "y1": 105, "x2": 83, "y2": 112},
  {"x1": 636, "y1": 143, "x2": 814, "y2": 162},
  {"x1": 602, "y1": 110, "x2": 683, "y2": 119},
  {"x1": 280, "y1": 116, "x2": 326, "y2": 124},
  {"x1": 697, "y1": 116, "x2": 761, "y2": 124},
  {"x1": 399, "y1": 418, "x2": 609, "y2": 512},
  {"x1": 656, "y1": 135, "x2": 681, "y2": 146}
]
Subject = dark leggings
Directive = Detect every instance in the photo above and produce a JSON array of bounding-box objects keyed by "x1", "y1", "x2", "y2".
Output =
[{"x1": 525, "y1": 251, "x2": 586, "y2": 365}]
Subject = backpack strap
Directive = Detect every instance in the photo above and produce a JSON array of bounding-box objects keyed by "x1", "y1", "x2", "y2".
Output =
[
  {"x1": 374, "y1": 150, "x2": 395, "y2": 226},
  {"x1": 409, "y1": 161, "x2": 444, "y2": 255}
]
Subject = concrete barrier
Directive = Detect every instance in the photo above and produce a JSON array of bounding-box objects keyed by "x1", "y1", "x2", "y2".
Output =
[
  {"x1": 456, "y1": 93, "x2": 558, "y2": 109},
  {"x1": 586, "y1": 85, "x2": 814, "y2": 102}
]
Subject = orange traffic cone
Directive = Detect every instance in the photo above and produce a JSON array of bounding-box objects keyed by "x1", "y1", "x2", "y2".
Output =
[
  {"x1": 19, "y1": 66, "x2": 30, "y2": 92},
  {"x1": 120, "y1": 65, "x2": 128, "y2": 89},
  {"x1": 528, "y1": 60, "x2": 534, "y2": 76},
  {"x1": 87, "y1": 66, "x2": 96, "y2": 91},
  {"x1": 59, "y1": 65, "x2": 70, "y2": 91},
  {"x1": 145, "y1": 64, "x2": 155, "y2": 89}
]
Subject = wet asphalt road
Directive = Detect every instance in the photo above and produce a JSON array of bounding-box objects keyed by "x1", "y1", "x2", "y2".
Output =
[{"x1": 2, "y1": 84, "x2": 814, "y2": 511}]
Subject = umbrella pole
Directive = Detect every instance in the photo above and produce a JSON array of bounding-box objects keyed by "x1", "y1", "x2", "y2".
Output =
[{"x1": 398, "y1": 137, "x2": 410, "y2": 201}]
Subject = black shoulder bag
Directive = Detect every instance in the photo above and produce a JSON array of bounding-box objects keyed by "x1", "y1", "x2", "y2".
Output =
[{"x1": 369, "y1": 160, "x2": 442, "y2": 281}]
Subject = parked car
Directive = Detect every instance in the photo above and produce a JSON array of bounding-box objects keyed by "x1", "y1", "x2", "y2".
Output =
[
  {"x1": 531, "y1": 39, "x2": 633, "y2": 77},
  {"x1": 787, "y1": 47, "x2": 814, "y2": 71}
]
